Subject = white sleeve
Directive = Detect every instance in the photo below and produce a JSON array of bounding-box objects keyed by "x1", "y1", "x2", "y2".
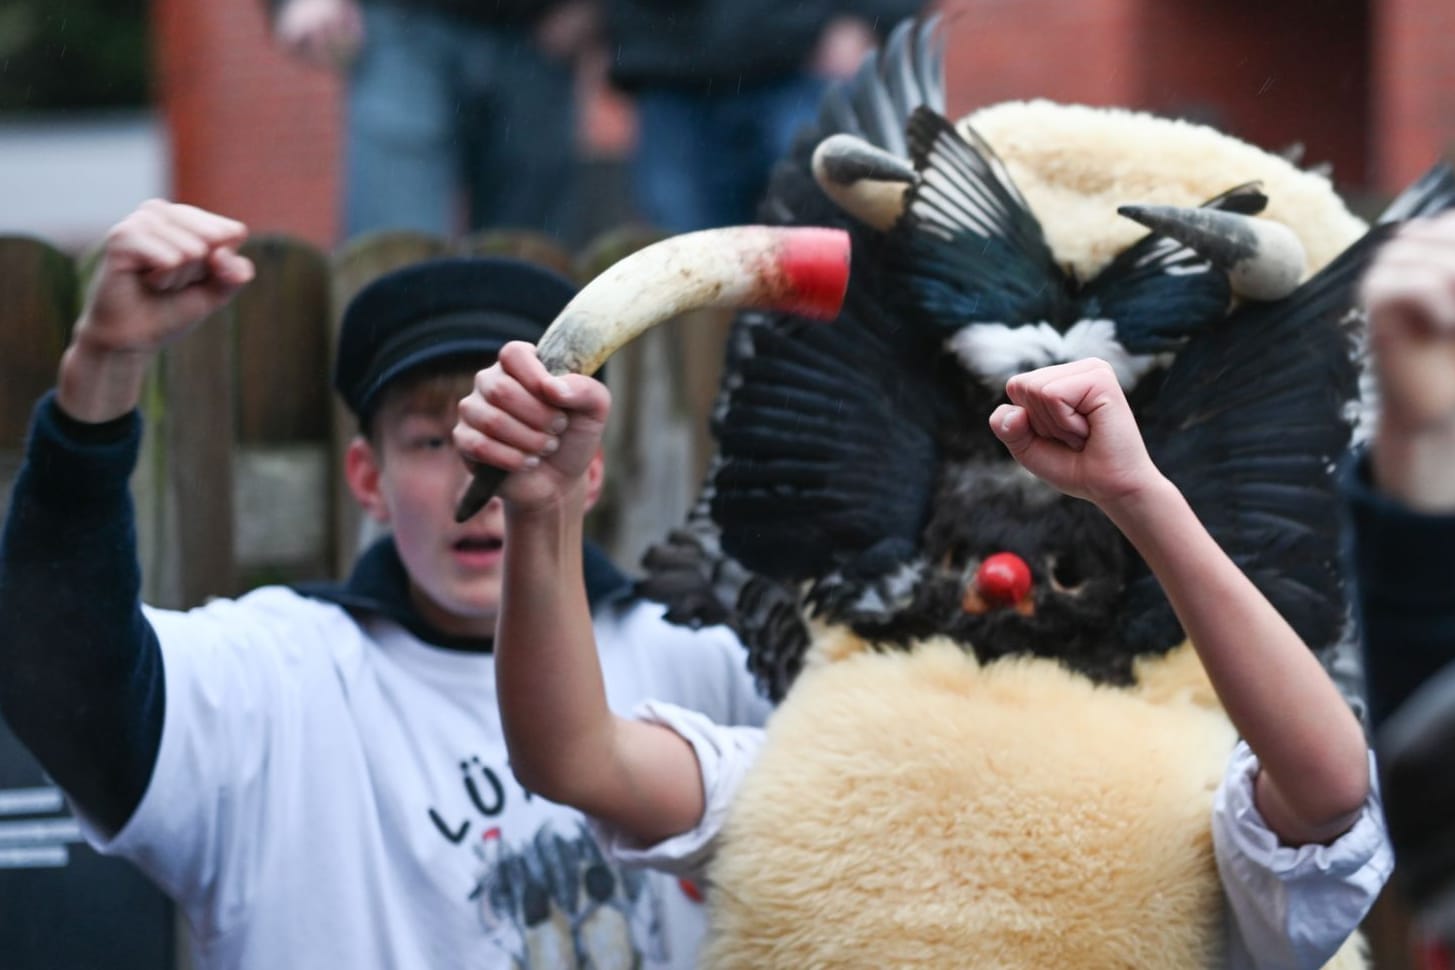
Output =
[
  {"x1": 1214, "y1": 741, "x2": 1392, "y2": 970},
  {"x1": 79, "y1": 590, "x2": 350, "y2": 932},
  {"x1": 589, "y1": 700, "x2": 765, "y2": 881}
]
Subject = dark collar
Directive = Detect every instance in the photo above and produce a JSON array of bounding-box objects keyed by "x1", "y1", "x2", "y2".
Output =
[{"x1": 294, "y1": 536, "x2": 634, "y2": 653}]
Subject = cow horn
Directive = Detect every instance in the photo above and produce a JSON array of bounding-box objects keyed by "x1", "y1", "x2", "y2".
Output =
[
  {"x1": 454, "y1": 225, "x2": 852, "y2": 522},
  {"x1": 1116, "y1": 203, "x2": 1307, "y2": 301},
  {"x1": 812, "y1": 134, "x2": 916, "y2": 231}
]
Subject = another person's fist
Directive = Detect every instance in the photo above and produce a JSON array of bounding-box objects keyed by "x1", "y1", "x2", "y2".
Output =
[
  {"x1": 275, "y1": 0, "x2": 365, "y2": 70},
  {"x1": 1361, "y1": 212, "x2": 1455, "y2": 432},
  {"x1": 1360, "y1": 211, "x2": 1455, "y2": 511}
]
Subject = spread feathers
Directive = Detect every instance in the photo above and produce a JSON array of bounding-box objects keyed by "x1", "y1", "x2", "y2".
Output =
[{"x1": 639, "y1": 17, "x2": 1455, "y2": 704}]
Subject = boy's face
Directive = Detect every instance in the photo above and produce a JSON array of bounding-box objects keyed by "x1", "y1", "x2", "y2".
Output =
[{"x1": 344, "y1": 367, "x2": 604, "y2": 640}]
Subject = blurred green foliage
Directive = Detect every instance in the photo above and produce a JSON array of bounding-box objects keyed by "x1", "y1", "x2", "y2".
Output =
[{"x1": 0, "y1": 0, "x2": 149, "y2": 112}]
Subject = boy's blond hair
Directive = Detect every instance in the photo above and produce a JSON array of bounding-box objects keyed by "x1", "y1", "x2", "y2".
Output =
[{"x1": 364, "y1": 363, "x2": 478, "y2": 448}]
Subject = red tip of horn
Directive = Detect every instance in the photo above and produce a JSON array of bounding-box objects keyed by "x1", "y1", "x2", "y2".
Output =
[{"x1": 773, "y1": 227, "x2": 851, "y2": 320}]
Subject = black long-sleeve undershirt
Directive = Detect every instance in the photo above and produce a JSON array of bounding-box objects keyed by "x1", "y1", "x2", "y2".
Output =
[
  {"x1": 0, "y1": 393, "x2": 164, "y2": 834},
  {"x1": 1346, "y1": 453, "x2": 1455, "y2": 913},
  {"x1": 1346, "y1": 453, "x2": 1455, "y2": 730}
]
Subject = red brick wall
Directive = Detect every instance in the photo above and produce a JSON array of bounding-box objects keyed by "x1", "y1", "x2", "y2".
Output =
[
  {"x1": 941, "y1": 0, "x2": 1144, "y2": 115},
  {"x1": 151, "y1": 0, "x2": 343, "y2": 245},
  {"x1": 1371, "y1": 0, "x2": 1455, "y2": 194},
  {"x1": 1138, "y1": 0, "x2": 1369, "y2": 190},
  {"x1": 939, "y1": 0, "x2": 1370, "y2": 192}
]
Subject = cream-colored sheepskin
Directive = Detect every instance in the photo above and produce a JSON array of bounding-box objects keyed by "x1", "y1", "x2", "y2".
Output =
[
  {"x1": 702, "y1": 640, "x2": 1367, "y2": 969},
  {"x1": 964, "y1": 101, "x2": 1368, "y2": 285}
]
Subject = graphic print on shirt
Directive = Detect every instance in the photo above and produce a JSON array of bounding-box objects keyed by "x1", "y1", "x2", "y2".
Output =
[
  {"x1": 428, "y1": 754, "x2": 670, "y2": 968},
  {"x1": 471, "y1": 821, "x2": 667, "y2": 969}
]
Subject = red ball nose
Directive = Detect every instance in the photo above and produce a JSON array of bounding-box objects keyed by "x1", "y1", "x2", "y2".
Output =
[{"x1": 975, "y1": 552, "x2": 1032, "y2": 606}]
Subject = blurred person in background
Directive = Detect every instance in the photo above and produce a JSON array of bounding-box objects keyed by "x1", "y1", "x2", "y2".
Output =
[
  {"x1": 604, "y1": 0, "x2": 925, "y2": 233},
  {"x1": 268, "y1": 0, "x2": 596, "y2": 239},
  {"x1": 1349, "y1": 211, "x2": 1455, "y2": 968}
]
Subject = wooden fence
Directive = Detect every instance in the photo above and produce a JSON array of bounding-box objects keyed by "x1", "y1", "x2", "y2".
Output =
[{"x1": 0, "y1": 226, "x2": 734, "y2": 609}]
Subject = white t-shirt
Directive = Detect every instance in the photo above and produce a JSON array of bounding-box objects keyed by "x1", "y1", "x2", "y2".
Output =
[
  {"x1": 596, "y1": 702, "x2": 1393, "y2": 970},
  {"x1": 79, "y1": 587, "x2": 770, "y2": 970}
]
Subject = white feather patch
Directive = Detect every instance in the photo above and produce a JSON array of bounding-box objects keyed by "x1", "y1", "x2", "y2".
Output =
[
  {"x1": 823, "y1": 561, "x2": 923, "y2": 617},
  {"x1": 1347, "y1": 308, "x2": 1379, "y2": 448},
  {"x1": 947, "y1": 318, "x2": 1171, "y2": 391}
]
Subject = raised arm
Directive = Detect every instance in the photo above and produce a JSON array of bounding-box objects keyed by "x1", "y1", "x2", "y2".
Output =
[
  {"x1": 454, "y1": 342, "x2": 707, "y2": 845},
  {"x1": 991, "y1": 359, "x2": 1370, "y2": 846},
  {"x1": 0, "y1": 201, "x2": 252, "y2": 831},
  {"x1": 1361, "y1": 212, "x2": 1455, "y2": 516}
]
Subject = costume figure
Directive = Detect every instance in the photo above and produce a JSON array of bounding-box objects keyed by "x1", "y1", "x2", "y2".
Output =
[{"x1": 620, "y1": 18, "x2": 1455, "y2": 968}]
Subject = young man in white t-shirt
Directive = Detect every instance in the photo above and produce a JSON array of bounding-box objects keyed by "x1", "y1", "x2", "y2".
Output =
[{"x1": 0, "y1": 200, "x2": 769, "y2": 969}]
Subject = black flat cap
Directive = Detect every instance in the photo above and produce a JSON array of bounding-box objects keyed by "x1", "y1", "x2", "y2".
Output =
[{"x1": 335, "y1": 257, "x2": 577, "y2": 420}]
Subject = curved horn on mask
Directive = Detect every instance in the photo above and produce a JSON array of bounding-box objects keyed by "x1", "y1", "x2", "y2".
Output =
[
  {"x1": 812, "y1": 134, "x2": 916, "y2": 231},
  {"x1": 454, "y1": 225, "x2": 852, "y2": 522},
  {"x1": 1116, "y1": 203, "x2": 1308, "y2": 301}
]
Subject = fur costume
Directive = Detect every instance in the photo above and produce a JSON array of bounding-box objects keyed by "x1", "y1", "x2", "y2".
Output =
[
  {"x1": 703, "y1": 639, "x2": 1365, "y2": 969},
  {"x1": 637, "y1": 17, "x2": 1455, "y2": 968}
]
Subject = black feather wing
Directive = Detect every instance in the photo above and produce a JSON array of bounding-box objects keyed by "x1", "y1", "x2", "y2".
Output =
[
  {"x1": 712, "y1": 291, "x2": 945, "y2": 583},
  {"x1": 1376, "y1": 162, "x2": 1455, "y2": 224},
  {"x1": 759, "y1": 16, "x2": 943, "y2": 230},
  {"x1": 640, "y1": 16, "x2": 952, "y2": 698},
  {"x1": 1132, "y1": 164, "x2": 1455, "y2": 660},
  {"x1": 1079, "y1": 184, "x2": 1268, "y2": 353},
  {"x1": 721, "y1": 14, "x2": 951, "y2": 581},
  {"x1": 809, "y1": 17, "x2": 944, "y2": 161},
  {"x1": 1134, "y1": 235, "x2": 1385, "y2": 655},
  {"x1": 886, "y1": 107, "x2": 1068, "y2": 330}
]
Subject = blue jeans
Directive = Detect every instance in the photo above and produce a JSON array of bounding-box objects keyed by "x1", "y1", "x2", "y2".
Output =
[
  {"x1": 631, "y1": 74, "x2": 829, "y2": 233},
  {"x1": 345, "y1": 1, "x2": 576, "y2": 239}
]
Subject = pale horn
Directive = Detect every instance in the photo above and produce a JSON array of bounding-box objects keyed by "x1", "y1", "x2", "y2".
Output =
[
  {"x1": 1116, "y1": 204, "x2": 1308, "y2": 301},
  {"x1": 454, "y1": 225, "x2": 852, "y2": 522},
  {"x1": 812, "y1": 134, "x2": 916, "y2": 231}
]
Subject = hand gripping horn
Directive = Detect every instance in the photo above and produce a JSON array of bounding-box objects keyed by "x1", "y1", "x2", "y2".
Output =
[{"x1": 454, "y1": 225, "x2": 852, "y2": 522}]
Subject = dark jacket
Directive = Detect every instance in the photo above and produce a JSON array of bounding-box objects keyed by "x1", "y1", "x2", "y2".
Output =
[
  {"x1": 604, "y1": 0, "x2": 924, "y2": 92},
  {"x1": 1344, "y1": 450, "x2": 1455, "y2": 919},
  {"x1": 1346, "y1": 453, "x2": 1455, "y2": 729}
]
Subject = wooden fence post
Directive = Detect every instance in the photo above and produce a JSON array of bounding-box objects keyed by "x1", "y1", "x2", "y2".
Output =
[
  {"x1": 231, "y1": 236, "x2": 335, "y2": 588},
  {"x1": 149, "y1": 301, "x2": 237, "y2": 609},
  {"x1": 572, "y1": 226, "x2": 733, "y2": 573},
  {"x1": 458, "y1": 228, "x2": 576, "y2": 279},
  {"x1": 0, "y1": 237, "x2": 78, "y2": 515}
]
